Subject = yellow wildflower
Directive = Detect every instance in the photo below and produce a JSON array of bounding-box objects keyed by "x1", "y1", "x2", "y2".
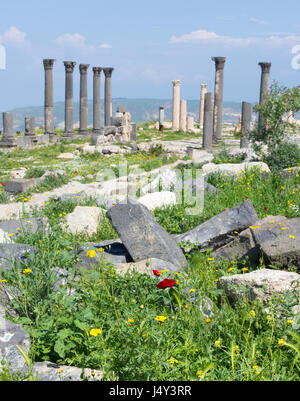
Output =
[
  {"x1": 22, "y1": 269, "x2": 32, "y2": 274},
  {"x1": 90, "y1": 328, "x2": 102, "y2": 337},
  {"x1": 86, "y1": 250, "x2": 96, "y2": 258},
  {"x1": 278, "y1": 339, "x2": 286, "y2": 347},
  {"x1": 155, "y1": 316, "x2": 167, "y2": 322}
]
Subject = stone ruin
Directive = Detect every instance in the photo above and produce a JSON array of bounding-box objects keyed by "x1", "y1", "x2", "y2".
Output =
[{"x1": 92, "y1": 106, "x2": 136, "y2": 145}]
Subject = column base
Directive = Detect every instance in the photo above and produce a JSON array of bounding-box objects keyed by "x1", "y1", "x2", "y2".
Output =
[
  {"x1": 0, "y1": 137, "x2": 18, "y2": 147},
  {"x1": 78, "y1": 129, "x2": 89, "y2": 135}
]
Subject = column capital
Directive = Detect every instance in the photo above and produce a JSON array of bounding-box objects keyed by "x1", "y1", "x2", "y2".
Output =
[
  {"x1": 103, "y1": 67, "x2": 114, "y2": 78},
  {"x1": 79, "y1": 64, "x2": 90, "y2": 74},
  {"x1": 258, "y1": 62, "x2": 272, "y2": 73},
  {"x1": 63, "y1": 61, "x2": 77, "y2": 73},
  {"x1": 172, "y1": 80, "x2": 181, "y2": 87},
  {"x1": 93, "y1": 67, "x2": 102, "y2": 76},
  {"x1": 201, "y1": 83, "x2": 208, "y2": 89},
  {"x1": 43, "y1": 59, "x2": 56, "y2": 70},
  {"x1": 212, "y1": 57, "x2": 226, "y2": 70}
]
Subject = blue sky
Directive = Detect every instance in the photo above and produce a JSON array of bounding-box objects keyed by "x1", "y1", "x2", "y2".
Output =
[{"x1": 1, "y1": 0, "x2": 300, "y2": 110}]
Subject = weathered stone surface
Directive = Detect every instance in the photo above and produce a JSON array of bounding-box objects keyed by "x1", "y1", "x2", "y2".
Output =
[
  {"x1": 32, "y1": 361, "x2": 103, "y2": 381},
  {"x1": 62, "y1": 206, "x2": 105, "y2": 236},
  {"x1": 186, "y1": 149, "x2": 214, "y2": 164},
  {"x1": 0, "y1": 218, "x2": 48, "y2": 239},
  {"x1": 0, "y1": 305, "x2": 31, "y2": 373},
  {"x1": 251, "y1": 217, "x2": 300, "y2": 271},
  {"x1": 139, "y1": 191, "x2": 177, "y2": 211},
  {"x1": 78, "y1": 240, "x2": 132, "y2": 269},
  {"x1": 175, "y1": 200, "x2": 258, "y2": 251},
  {"x1": 115, "y1": 258, "x2": 178, "y2": 276},
  {"x1": 177, "y1": 177, "x2": 220, "y2": 194},
  {"x1": 213, "y1": 216, "x2": 287, "y2": 262},
  {"x1": 4, "y1": 178, "x2": 43, "y2": 194},
  {"x1": 218, "y1": 269, "x2": 300, "y2": 305},
  {"x1": 202, "y1": 162, "x2": 270, "y2": 177},
  {"x1": 107, "y1": 198, "x2": 187, "y2": 269},
  {"x1": 56, "y1": 153, "x2": 76, "y2": 160},
  {"x1": 0, "y1": 229, "x2": 13, "y2": 244},
  {"x1": 0, "y1": 244, "x2": 37, "y2": 271}
]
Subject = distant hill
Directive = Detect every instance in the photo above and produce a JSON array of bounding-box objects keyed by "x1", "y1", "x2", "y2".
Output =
[{"x1": 0, "y1": 98, "x2": 246, "y2": 131}]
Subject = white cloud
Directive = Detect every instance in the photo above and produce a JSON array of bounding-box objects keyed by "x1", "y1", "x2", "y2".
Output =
[
  {"x1": 250, "y1": 17, "x2": 268, "y2": 25},
  {"x1": 0, "y1": 26, "x2": 31, "y2": 47},
  {"x1": 170, "y1": 29, "x2": 300, "y2": 48},
  {"x1": 54, "y1": 33, "x2": 94, "y2": 50},
  {"x1": 99, "y1": 43, "x2": 112, "y2": 49}
]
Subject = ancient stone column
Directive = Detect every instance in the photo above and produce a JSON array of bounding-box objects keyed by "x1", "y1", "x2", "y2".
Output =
[
  {"x1": 93, "y1": 67, "x2": 102, "y2": 133},
  {"x1": 24, "y1": 116, "x2": 35, "y2": 138},
  {"x1": 199, "y1": 84, "x2": 207, "y2": 127},
  {"x1": 212, "y1": 57, "x2": 226, "y2": 143},
  {"x1": 103, "y1": 68, "x2": 114, "y2": 126},
  {"x1": 63, "y1": 61, "x2": 76, "y2": 137},
  {"x1": 159, "y1": 107, "x2": 164, "y2": 131},
  {"x1": 187, "y1": 116, "x2": 194, "y2": 132},
  {"x1": 258, "y1": 62, "x2": 271, "y2": 126},
  {"x1": 79, "y1": 64, "x2": 90, "y2": 135},
  {"x1": 172, "y1": 80, "x2": 181, "y2": 130},
  {"x1": 0, "y1": 112, "x2": 17, "y2": 147},
  {"x1": 43, "y1": 59, "x2": 56, "y2": 137},
  {"x1": 202, "y1": 92, "x2": 214, "y2": 149},
  {"x1": 287, "y1": 110, "x2": 293, "y2": 124},
  {"x1": 240, "y1": 102, "x2": 252, "y2": 148},
  {"x1": 180, "y1": 100, "x2": 187, "y2": 132}
]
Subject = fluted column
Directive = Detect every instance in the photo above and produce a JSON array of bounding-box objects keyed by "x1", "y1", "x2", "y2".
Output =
[
  {"x1": 172, "y1": 80, "x2": 181, "y2": 130},
  {"x1": 258, "y1": 62, "x2": 271, "y2": 127},
  {"x1": 103, "y1": 68, "x2": 114, "y2": 126},
  {"x1": 79, "y1": 64, "x2": 90, "y2": 135},
  {"x1": 199, "y1": 84, "x2": 207, "y2": 127},
  {"x1": 63, "y1": 61, "x2": 76, "y2": 137},
  {"x1": 43, "y1": 59, "x2": 56, "y2": 137},
  {"x1": 93, "y1": 67, "x2": 102, "y2": 133},
  {"x1": 0, "y1": 112, "x2": 17, "y2": 147},
  {"x1": 240, "y1": 102, "x2": 252, "y2": 148},
  {"x1": 212, "y1": 57, "x2": 226, "y2": 143},
  {"x1": 202, "y1": 92, "x2": 214, "y2": 150}
]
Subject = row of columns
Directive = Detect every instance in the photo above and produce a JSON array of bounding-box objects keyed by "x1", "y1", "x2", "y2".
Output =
[
  {"x1": 201, "y1": 61, "x2": 272, "y2": 149},
  {"x1": 172, "y1": 57, "x2": 226, "y2": 143},
  {"x1": 43, "y1": 59, "x2": 114, "y2": 138}
]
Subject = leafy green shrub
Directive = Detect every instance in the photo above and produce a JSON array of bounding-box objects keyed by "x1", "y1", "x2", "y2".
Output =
[
  {"x1": 24, "y1": 167, "x2": 45, "y2": 179},
  {"x1": 263, "y1": 142, "x2": 300, "y2": 172}
]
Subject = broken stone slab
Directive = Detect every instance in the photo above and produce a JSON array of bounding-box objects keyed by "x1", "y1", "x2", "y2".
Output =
[
  {"x1": 107, "y1": 198, "x2": 187, "y2": 269},
  {"x1": 56, "y1": 153, "x2": 77, "y2": 160},
  {"x1": 217, "y1": 269, "x2": 300, "y2": 305},
  {"x1": 212, "y1": 216, "x2": 287, "y2": 263},
  {"x1": 174, "y1": 200, "x2": 258, "y2": 251},
  {"x1": 251, "y1": 217, "x2": 300, "y2": 271},
  {"x1": 186, "y1": 149, "x2": 214, "y2": 165},
  {"x1": 4, "y1": 178, "x2": 44, "y2": 194},
  {"x1": 201, "y1": 162, "x2": 270, "y2": 177},
  {"x1": 0, "y1": 305, "x2": 31, "y2": 373},
  {"x1": 0, "y1": 244, "x2": 37, "y2": 271},
  {"x1": 61, "y1": 206, "x2": 105, "y2": 237},
  {"x1": 0, "y1": 217, "x2": 48, "y2": 239},
  {"x1": 138, "y1": 191, "x2": 177, "y2": 211},
  {"x1": 114, "y1": 258, "x2": 179, "y2": 276},
  {"x1": 32, "y1": 361, "x2": 103, "y2": 381}
]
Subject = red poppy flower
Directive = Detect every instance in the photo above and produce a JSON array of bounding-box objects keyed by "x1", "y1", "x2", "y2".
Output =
[
  {"x1": 203, "y1": 217, "x2": 207, "y2": 221},
  {"x1": 264, "y1": 207, "x2": 267, "y2": 211},
  {"x1": 156, "y1": 279, "x2": 176, "y2": 290},
  {"x1": 1, "y1": 183, "x2": 4, "y2": 187},
  {"x1": 30, "y1": 176, "x2": 33, "y2": 179},
  {"x1": 74, "y1": 171, "x2": 78, "y2": 174},
  {"x1": 224, "y1": 209, "x2": 227, "y2": 212},
  {"x1": 153, "y1": 270, "x2": 161, "y2": 276}
]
